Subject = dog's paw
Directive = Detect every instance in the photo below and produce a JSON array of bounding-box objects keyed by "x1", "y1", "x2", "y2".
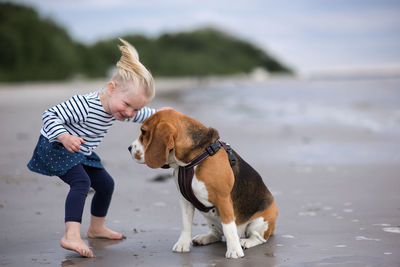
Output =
[
  {"x1": 225, "y1": 245, "x2": 244, "y2": 259},
  {"x1": 192, "y1": 232, "x2": 221, "y2": 246},
  {"x1": 239, "y1": 238, "x2": 257, "y2": 249},
  {"x1": 240, "y1": 233, "x2": 266, "y2": 249},
  {"x1": 172, "y1": 239, "x2": 191, "y2": 253},
  {"x1": 225, "y1": 242, "x2": 244, "y2": 259},
  {"x1": 240, "y1": 238, "x2": 252, "y2": 249}
]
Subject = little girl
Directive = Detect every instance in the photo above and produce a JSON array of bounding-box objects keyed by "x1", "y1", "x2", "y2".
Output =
[{"x1": 28, "y1": 39, "x2": 166, "y2": 258}]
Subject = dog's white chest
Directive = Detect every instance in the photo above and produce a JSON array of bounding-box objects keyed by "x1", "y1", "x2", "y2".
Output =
[
  {"x1": 191, "y1": 172, "x2": 214, "y2": 208},
  {"x1": 173, "y1": 167, "x2": 213, "y2": 208}
]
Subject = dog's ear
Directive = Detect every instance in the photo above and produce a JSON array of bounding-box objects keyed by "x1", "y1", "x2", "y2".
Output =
[{"x1": 145, "y1": 122, "x2": 176, "y2": 168}]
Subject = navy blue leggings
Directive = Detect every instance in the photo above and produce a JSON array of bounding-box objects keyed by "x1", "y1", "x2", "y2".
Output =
[{"x1": 59, "y1": 164, "x2": 114, "y2": 223}]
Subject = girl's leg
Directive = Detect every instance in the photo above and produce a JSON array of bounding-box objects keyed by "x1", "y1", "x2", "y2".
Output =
[
  {"x1": 59, "y1": 164, "x2": 94, "y2": 258},
  {"x1": 83, "y1": 166, "x2": 124, "y2": 240}
]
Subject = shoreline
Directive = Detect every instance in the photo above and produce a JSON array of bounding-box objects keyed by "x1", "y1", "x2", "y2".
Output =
[
  {"x1": 1, "y1": 67, "x2": 400, "y2": 92},
  {"x1": 0, "y1": 73, "x2": 292, "y2": 89}
]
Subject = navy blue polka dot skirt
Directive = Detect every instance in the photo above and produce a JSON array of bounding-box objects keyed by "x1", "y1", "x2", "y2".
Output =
[{"x1": 27, "y1": 135, "x2": 104, "y2": 177}]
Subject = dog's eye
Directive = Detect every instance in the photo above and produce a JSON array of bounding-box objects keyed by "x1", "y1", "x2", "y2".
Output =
[{"x1": 141, "y1": 129, "x2": 146, "y2": 136}]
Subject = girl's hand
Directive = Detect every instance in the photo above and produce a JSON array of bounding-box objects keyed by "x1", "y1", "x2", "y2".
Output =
[{"x1": 57, "y1": 133, "x2": 85, "y2": 153}]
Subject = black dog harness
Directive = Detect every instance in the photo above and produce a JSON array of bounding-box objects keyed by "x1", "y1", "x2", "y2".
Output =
[{"x1": 178, "y1": 140, "x2": 236, "y2": 212}]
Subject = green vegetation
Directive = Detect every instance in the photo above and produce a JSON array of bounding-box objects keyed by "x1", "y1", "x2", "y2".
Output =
[{"x1": 0, "y1": 2, "x2": 292, "y2": 82}]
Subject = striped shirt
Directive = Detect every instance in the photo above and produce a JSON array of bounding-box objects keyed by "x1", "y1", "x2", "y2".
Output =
[{"x1": 40, "y1": 91, "x2": 156, "y2": 155}]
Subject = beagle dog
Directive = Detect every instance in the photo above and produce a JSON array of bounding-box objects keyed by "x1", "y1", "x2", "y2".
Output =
[{"x1": 129, "y1": 110, "x2": 278, "y2": 258}]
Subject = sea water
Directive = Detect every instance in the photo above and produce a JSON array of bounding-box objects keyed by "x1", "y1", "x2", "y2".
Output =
[{"x1": 175, "y1": 78, "x2": 400, "y2": 165}]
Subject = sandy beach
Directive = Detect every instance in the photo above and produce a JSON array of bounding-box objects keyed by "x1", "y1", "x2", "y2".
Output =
[{"x1": 1, "y1": 77, "x2": 399, "y2": 267}]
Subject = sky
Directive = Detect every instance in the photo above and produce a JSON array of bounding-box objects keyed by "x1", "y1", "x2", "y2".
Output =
[{"x1": 11, "y1": 0, "x2": 400, "y2": 75}]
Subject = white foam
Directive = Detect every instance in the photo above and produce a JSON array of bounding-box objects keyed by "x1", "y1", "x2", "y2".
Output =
[
  {"x1": 373, "y1": 223, "x2": 391, "y2": 227},
  {"x1": 356, "y1": 236, "x2": 381, "y2": 241},
  {"x1": 298, "y1": 211, "x2": 317, "y2": 216},
  {"x1": 383, "y1": 227, "x2": 400, "y2": 234}
]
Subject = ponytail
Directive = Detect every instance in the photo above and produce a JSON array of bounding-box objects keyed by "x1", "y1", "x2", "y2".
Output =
[{"x1": 112, "y1": 38, "x2": 155, "y2": 99}]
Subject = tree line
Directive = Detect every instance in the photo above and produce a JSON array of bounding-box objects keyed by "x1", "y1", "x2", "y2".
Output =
[{"x1": 0, "y1": 2, "x2": 292, "y2": 82}]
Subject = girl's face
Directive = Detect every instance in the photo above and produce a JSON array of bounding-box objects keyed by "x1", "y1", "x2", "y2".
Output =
[{"x1": 103, "y1": 81, "x2": 148, "y2": 120}]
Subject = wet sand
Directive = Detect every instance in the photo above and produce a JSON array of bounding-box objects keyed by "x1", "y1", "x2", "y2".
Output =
[{"x1": 1, "y1": 78, "x2": 399, "y2": 266}]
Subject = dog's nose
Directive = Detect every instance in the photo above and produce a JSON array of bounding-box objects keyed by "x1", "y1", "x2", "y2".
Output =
[{"x1": 128, "y1": 145, "x2": 132, "y2": 153}]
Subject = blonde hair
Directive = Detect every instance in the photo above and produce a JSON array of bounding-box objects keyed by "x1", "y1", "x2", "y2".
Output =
[{"x1": 111, "y1": 38, "x2": 155, "y2": 100}]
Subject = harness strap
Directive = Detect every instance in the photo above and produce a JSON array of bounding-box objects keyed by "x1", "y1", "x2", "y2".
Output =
[{"x1": 178, "y1": 140, "x2": 235, "y2": 212}]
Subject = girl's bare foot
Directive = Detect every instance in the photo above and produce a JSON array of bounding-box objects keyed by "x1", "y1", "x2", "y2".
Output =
[
  {"x1": 87, "y1": 215, "x2": 125, "y2": 240},
  {"x1": 61, "y1": 221, "x2": 94, "y2": 258},
  {"x1": 60, "y1": 234, "x2": 94, "y2": 258},
  {"x1": 87, "y1": 226, "x2": 125, "y2": 240}
]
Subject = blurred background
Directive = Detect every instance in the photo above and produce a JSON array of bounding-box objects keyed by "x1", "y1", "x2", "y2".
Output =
[
  {"x1": 1, "y1": 1, "x2": 400, "y2": 266},
  {"x1": 1, "y1": 0, "x2": 399, "y2": 165},
  {"x1": 1, "y1": 0, "x2": 400, "y2": 81}
]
